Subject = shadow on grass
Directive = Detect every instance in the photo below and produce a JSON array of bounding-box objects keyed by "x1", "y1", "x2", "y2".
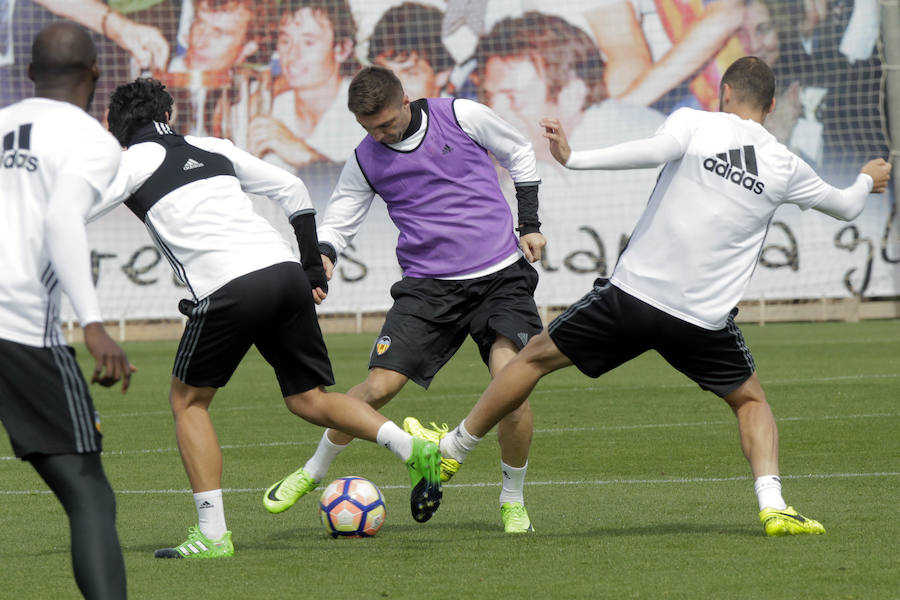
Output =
[
  {"x1": 113, "y1": 519, "x2": 758, "y2": 556},
  {"x1": 432, "y1": 520, "x2": 758, "y2": 538},
  {"x1": 252, "y1": 519, "x2": 759, "y2": 543}
]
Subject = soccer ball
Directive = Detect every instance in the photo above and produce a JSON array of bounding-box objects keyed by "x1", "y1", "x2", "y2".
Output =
[{"x1": 319, "y1": 476, "x2": 386, "y2": 538}]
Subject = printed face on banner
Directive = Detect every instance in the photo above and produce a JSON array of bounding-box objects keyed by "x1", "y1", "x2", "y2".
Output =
[
  {"x1": 374, "y1": 52, "x2": 445, "y2": 102},
  {"x1": 1, "y1": 0, "x2": 887, "y2": 324},
  {"x1": 738, "y1": 0, "x2": 780, "y2": 67},
  {"x1": 186, "y1": 1, "x2": 254, "y2": 71},
  {"x1": 481, "y1": 55, "x2": 549, "y2": 145},
  {"x1": 277, "y1": 7, "x2": 342, "y2": 91}
]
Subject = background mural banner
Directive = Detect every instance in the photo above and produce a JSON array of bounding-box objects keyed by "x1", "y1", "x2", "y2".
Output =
[{"x1": 2, "y1": 0, "x2": 895, "y2": 319}]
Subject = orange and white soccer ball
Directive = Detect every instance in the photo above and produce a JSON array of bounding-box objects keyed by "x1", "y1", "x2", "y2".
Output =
[{"x1": 319, "y1": 476, "x2": 386, "y2": 538}]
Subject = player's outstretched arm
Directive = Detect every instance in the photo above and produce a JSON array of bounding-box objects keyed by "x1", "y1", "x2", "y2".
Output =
[
  {"x1": 83, "y1": 323, "x2": 135, "y2": 393},
  {"x1": 540, "y1": 117, "x2": 572, "y2": 166},
  {"x1": 799, "y1": 158, "x2": 891, "y2": 221},
  {"x1": 861, "y1": 158, "x2": 892, "y2": 194}
]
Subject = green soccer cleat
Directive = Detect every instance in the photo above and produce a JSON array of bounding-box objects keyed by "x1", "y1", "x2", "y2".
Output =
[
  {"x1": 264, "y1": 467, "x2": 319, "y2": 514},
  {"x1": 402, "y1": 417, "x2": 461, "y2": 482},
  {"x1": 154, "y1": 526, "x2": 234, "y2": 559},
  {"x1": 501, "y1": 502, "x2": 534, "y2": 533},
  {"x1": 406, "y1": 437, "x2": 442, "y2": 523},
  {"x1": 759, "y1": 506, "x2": 826, "y2": 536}
]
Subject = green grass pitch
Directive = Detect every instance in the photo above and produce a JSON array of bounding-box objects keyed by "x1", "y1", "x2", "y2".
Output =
[{"x1": 1, "y1": 320, "x2": 898, "y2": 599}]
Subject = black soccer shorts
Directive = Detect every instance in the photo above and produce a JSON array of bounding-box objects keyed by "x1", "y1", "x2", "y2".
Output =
[
  {"x1": 548, "y1": 280, "x2": 756, "y2": 397},
  {"x1": 173, "y1": 261, "x2": 335, "y2": 396},
  {"x1": 369, "y1": 258, "x2": 543, "y2": 388},
  {"x1": 0, "y1": 338, "x2": 102, "y2": 458}
]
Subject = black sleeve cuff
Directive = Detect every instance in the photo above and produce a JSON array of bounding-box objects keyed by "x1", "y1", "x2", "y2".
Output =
[
  {"x1": 515, "y1": 184, "x2": 541, "y2": 234},
  {"x1": 290, "y1": 211, "x2": 328, "y2": 293},
  {"x1": 318, "y1": 242, "x2": 338, "y2": 266},
  {"x1": 515, "y1": 224, "x2": 542, "y2": 235}
]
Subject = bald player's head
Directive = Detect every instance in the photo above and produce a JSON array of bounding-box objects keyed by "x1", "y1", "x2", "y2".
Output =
[
  {"x1": 28, "y1": 22, "x2": 100, "y2": 110},
  {"x1": 29, "y1": 21, "x2": 97, "y2": 84}
]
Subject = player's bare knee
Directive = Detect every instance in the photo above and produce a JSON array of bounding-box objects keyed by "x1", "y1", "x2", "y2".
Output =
[
  {"x1": 516, "y1": 331, "x2": 566, "y2": 375},
  {"x1": 283, "y1": 387, "x2": 325, "y2": 418},
  {"x1": 723, "y1": 376, "x2": 768, "y2": 412},
  {"x1": 169, "y1": 377, "x2": 215, "y2": 414},
  {"x1": 354, "y1": 370, "x2": 405, "y2": 407}
]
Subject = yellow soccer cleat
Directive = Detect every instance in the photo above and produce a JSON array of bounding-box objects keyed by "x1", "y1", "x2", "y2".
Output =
[
  {"x1": 501, "y1": 502, "x2": 534, "y2": 533},
  {"x1": 759, "y1": 506, "x2": 826, "y2": 536},
  {"x1": 154, "y1": 526, "x2": 234, "y2": 558},
  {"x1": 264, "y1": 467, "x2": 319, "y2": 514},
  {"x1": 406, "y1": 438, "x2": 443, "y2": 523},
  {"x1": 402, "y1": 417, "x2": 460, "y2": 482}
]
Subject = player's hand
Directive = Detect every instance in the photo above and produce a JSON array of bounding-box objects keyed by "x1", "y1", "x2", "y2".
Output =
[
  {"x1": 540, "y1": 118, "x2": 572, "y2": 166},
  {"x1": 520, "y1": 232, "x2": 546, "y2": 263},
  {"x1": 321, "y1": 254, "x2": 334, "y2": 280},
  {"x1": 82, "y1": 322, "x2": 136, "y2": 394},
  {"x1": 862, "y1": 158, "x2": 892, "y2": 194},
  {"x1": 310, "y1": 254, "x2": 334, "y2": 304}
]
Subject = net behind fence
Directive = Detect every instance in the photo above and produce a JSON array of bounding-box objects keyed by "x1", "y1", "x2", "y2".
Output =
[{"x1": 1, "y1": 0, "x2": 896, "y2": 322}]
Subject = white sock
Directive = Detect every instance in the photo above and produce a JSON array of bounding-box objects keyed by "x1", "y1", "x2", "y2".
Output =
[
  {"x1": 376, "y1": 421, "x2": 413, "y2": 462},
  {"x1": 194, "y1": 489, "x2": 227, "y2": 540},
  {"x1": 754, "y1": 475, "x2": 787, "y2": 511},
  {"x1": 498, "y1": 461, "x2": 528, "y2": 506},
  {"x1": 303, "y1": 430, "x2": 350, "y2": 481},
  {"x1": 439, "y1": 419, "x2": 482, "y2": 463}
]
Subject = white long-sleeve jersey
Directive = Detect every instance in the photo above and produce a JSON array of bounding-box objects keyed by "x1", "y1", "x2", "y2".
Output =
[
  {"x1": 91, "y1": 122, "x2": 313, "y2": 300},
  {"x1": 566, "y1": 108, "x2": 874, "y2": 330},
  {"x1": 1, "y1": 98, "x2": 121, "y2": 347}
]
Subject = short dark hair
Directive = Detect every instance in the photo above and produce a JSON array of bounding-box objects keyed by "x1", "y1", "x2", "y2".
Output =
[
  {"x1": 368, "y1": 3, "x2": 454, "y2": 73},
  {"x1": 347, "y1": 66, "x2": 404, "y2": 116},
  {"x1": 107, "y1": 78, "x2": 174, "y2": 146},
  {"x1": 720, "y1": 56, "x2": 776, "y2": 112},
  {"x1": 474, "y1": 12, "x2": 607, "y2": 108}
]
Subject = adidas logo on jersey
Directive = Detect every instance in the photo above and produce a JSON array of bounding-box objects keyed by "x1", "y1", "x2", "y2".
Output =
[
  {"x1": 183, "y1": 158, "x2": 204, "y2": 171},
  {"x1": 702, "y1": 145, "x2": 765, "y2": 195},
  {"x1": 2, "y1": 123, "x2": 39, "y2": 172}
]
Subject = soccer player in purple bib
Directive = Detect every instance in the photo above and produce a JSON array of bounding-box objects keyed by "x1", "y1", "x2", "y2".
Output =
[
  {"x1": 413, "y1": 56, "x2": 892, "y2": 536},
  {"x1": 97, "y1": 77, "x2": 443, "y2": 559},
  {"x1": 265, "y1": 66, "x2": 545, "y2": 533}
]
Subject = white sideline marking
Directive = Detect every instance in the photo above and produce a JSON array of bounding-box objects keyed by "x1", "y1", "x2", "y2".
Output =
[
  {"x1": 751, "y1": 337, "x2": 900, "y2": 346},
  {"x1": 0, "y1": 412, "x2": 896, "y2": 461},
  {"x1": 1, "y1": 471, "x2": 897, "y2": 496},
  {"x1": 535, "y1": 412, "x2": 900, "y2": 434}
]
